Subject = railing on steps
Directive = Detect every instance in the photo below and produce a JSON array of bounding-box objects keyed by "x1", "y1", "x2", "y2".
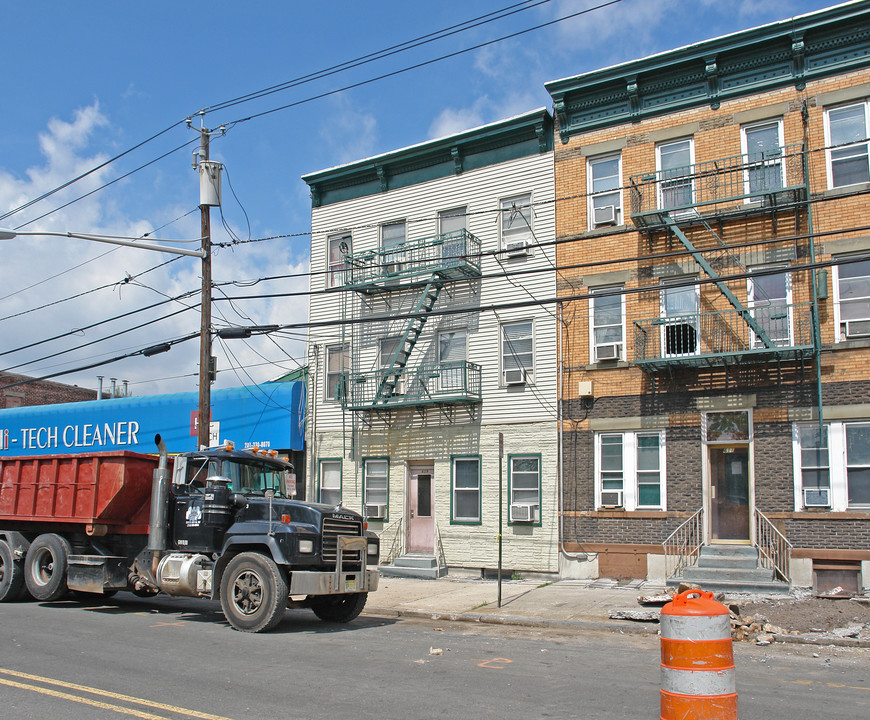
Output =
[
  {"x1": 663, "y1": 507, "x2": 704, "y2": 579},
  {"x1": 754, "y1": 508, "x2": 792, "y2": 584},
  {"x1": 434, "y1": 523, "x2": 447, "y2": 571},
  {"x1": 379, "y1": 517, "x2": 404, "y2": 565}
]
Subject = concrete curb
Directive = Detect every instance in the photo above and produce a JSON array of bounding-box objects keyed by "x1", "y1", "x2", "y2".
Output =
[{"x1": 365, "y1": 607, "x2": 870, "y2": 647}]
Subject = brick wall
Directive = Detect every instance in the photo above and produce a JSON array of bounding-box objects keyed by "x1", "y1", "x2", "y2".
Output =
[{"x1": 0, "y1": 372, "x2": 101, "y2": 409}]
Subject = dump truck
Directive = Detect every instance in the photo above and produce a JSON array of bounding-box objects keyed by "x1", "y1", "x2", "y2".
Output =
[{"x1": 0, "y1": 434, "x2": 379, "y2": 632}]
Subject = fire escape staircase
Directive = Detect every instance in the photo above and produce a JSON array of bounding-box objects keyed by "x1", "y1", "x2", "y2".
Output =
[
  {"x1": 661, "y1": 212, "x2": 775, "y2": 350},
  {"x1": 372, "y1": 279, "x2": 443, "y2": 405}
]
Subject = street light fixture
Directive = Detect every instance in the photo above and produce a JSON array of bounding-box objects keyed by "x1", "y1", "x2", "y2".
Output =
[{"x1": 0, "y1": 228, "x2": 206, "y2": 257}]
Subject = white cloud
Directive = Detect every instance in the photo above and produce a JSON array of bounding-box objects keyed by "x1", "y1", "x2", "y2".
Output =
[{"x1": 317, "y1": 95, "x2": 378, "y2": 166}]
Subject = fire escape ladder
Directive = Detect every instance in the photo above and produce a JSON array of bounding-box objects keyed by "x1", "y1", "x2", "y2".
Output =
[
  {"x1": 663, "y1": 213, "x2": 774, "y2": 349},
  {"x1": 373, "y1": 279, "x2": 443, "y2": 404}
]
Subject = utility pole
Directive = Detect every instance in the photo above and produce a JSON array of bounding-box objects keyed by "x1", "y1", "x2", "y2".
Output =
[{"x1": 192, "y1": 118, "x2": 223, "y2": 450}]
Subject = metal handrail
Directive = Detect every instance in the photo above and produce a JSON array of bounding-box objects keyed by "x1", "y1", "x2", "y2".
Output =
[
  {"x1": 379, "y1": 516, "x2": 404, "y2": 564},
  {"x1": 662, "y1": 507, "x2": 704, "y2": 579},
  {"x1": 754, "y1": 508, "x2": 792, "y2": 583}
]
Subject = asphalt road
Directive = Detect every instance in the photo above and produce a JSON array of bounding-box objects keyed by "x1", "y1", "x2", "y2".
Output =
[{"x1": 0, "y1": 593, "x2": 867, "y2": 719}]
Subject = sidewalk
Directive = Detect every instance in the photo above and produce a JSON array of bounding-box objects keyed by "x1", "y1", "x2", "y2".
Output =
[{"x1": 365, "y1": 575, "x2": 664, "y2": 635}]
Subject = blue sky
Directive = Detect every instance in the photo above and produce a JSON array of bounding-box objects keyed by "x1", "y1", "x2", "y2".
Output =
[{"x1": 0, "y1": 0, "x2": 843, "y2": 397}]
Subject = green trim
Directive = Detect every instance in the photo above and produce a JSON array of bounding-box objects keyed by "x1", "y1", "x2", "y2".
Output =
[
  {"x1": 317, "y1": 457, "x2": 342, "y2": 505},
  {"x1": 507, "y1": 453, "x2": 543, "y2": 527},
  {"x1": 450, "y1": 455, "x2": 482, "y2": 525},
  {"x1": 362, "y1": 456, "x2": 390, "y2": 523},
  {"x1": 546, "y1": 3, "x2": 870, "y2": 142},
  {"x1": 303, "y1": 109, "x2": 553, "y2": 207}
]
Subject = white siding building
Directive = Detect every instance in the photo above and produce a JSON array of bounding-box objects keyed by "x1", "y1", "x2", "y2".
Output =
[{"x1": 303, "y1": 109, "x2": 559, "y2": 575}]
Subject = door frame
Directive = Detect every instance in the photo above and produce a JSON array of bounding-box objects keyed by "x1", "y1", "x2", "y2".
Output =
[
  {"x1": 405, "y1": 462, "x2": 435, "y2": 555},
  {"x1": 701, "y1": 410, "x2": 755, "y2": 545}
]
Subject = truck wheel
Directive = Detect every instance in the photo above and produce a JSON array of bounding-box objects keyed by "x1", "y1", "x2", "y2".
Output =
[
  {"x1": 309, "y1": 592, "x2": 368, "y2": 623},
  {"x1": 24, "y1": 533, "x2": 71, "y2": 602},
  {"x1": 0, "y1": 540, "x2": 27, "y2": 602},
  {"x1": 219, "y1": 553, "x2": 288, "y2": 633}
]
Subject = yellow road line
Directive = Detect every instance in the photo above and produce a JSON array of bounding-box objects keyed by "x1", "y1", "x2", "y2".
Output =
[
  {"x1": 784, "y1": 678, "x2": 869, "y2": 693},
  {"x1": 0, "y1": 668, "x2": 236, "y2": 720}
]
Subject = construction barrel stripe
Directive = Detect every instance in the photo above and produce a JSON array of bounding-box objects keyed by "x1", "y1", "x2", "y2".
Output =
[{"x1": 660, "y1": 590, "x2": 737, "y2": 720}]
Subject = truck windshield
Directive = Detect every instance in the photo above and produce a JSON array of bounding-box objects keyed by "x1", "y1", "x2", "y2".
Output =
[{"x1": 221, "y1": 460, "x2": 288, "y2": 497}]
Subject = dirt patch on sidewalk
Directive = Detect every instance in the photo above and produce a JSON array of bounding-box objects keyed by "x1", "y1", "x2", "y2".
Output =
[{"x1": 729, "y1": 596, "x2": 870, "y2": 634}]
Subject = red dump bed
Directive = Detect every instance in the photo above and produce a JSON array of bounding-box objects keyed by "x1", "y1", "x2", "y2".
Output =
[{"x1": 0, "y1": 451, "x2": 158, "y2": 533}]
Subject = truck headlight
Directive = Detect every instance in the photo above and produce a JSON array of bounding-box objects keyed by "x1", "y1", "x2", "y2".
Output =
[
  {"x1": 367, "y1": 542, "x2": 378, "y2": 556},
  {"x1": 298, "y1": 539, "x2": 314, "y2": 554}
]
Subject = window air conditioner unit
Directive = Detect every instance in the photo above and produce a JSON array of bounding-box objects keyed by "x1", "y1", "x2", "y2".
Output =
[
  {"x1": 844, "y1": 319, "x2": 870, "y2": 338},
  {"x1": 504, "y1": 241, "x2": 529, "y2": 257},
  {"x1": 593, "y1": 204, "x2": 617, "y2": 226},
  {"x1": 803, "y1": 488, "x2": 830, "y2": 508},
  {"x1": 365, "y1": 503, "x2": 387, "y2": 520},
  {"x1": 510, "y1": 503, "x2": 538, "y2": 522},
  {"x1": 504, "y1": 368, "x2": 527, "y2": 385},
  {"x1": 600, "y1": 490, "x2": 624, "y2": 508},
  {"x1": 595, "y1": 343, "x2": 621, "y2": 362}
]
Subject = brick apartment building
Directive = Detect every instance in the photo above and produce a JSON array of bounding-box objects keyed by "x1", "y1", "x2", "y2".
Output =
[
  {"x1": 546, "y1": 1, "x2": 870, "y2": 592},
  {"x1": 0, "y1": 372, "x2": 102, "y2": 410}
]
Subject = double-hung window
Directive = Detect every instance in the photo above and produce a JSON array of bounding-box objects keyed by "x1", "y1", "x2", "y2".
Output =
[
  {"x1": 589, "y1": 286, "x2": 625, "y2": 363},
  {"x1": 825, "y1": 101, "x2": 870, "y2": 188},
  {"x1": 741, "y1": 120, "x2": 784, "y2": 198},
  {"x1": 319, "y1": 459, "x2": 342, "y2": 506},
  {"x1": 509, "y1": 455, "x2": 541, "y2": 523},
  {"x1": 657, "y1": 138, "x2": 694, "y2": 212},
  {"x1": 439, "y1": 206, "x2": 467, "y2": 260},
  {"x1": 325, "y1": 344, "x2": 349, "y2": 402},
  {"x1": 501, "y1": 320, "x2": 534, "y2": 385},
  {"x1": 588, "y1": 154, "x2": 622, "y2": 228},
  {"x1": 381, "y1": 220, "x2": 406, "y2": 275},
  {"x1": 793, "y1": 421, "x2": 870, "y2": 509},
  {"x1": 363, "y1": 458, "x2": 389, "y2": 520},
  {"x1": 596, "y1": 431, "x2": 665, "y2": 510},
  {"x1": 327, "y1": 234, "x2": 351, "y2": 288},
  {"x1": 747, "y1": 266, "x2": 792, "y2": 348},
  {"x1": 834, "y1": 256, "x2": 870, "y2": 340},
  {"x1": 452, "y1": 456, "x2": 481, "y2": 523},
  {"x1": 500, "y1": 193, "x2": 532, "y2": 252},
  {"x1": 379, "y1": 337, "x2": 406, "y2": 396}
]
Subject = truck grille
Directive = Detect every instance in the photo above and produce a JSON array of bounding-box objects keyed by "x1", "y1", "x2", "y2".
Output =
[{"x1": 322, "y1": 517, "x2": 363, "y2": 565}]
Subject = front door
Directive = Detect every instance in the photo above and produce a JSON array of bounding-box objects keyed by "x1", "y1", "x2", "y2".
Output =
[
  {"x1": 407, "y1": 465, "x2": 434, "y2": 554},
  {"x1": 709, "y1": 445, "x2": 750, "y2": 542}
]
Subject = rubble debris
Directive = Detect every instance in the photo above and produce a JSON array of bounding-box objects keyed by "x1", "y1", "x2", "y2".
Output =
[
  {"x1": 637, "y1": 593, "x2": 674, "y2": 606},
  {"x1": 610, "y1": 608, "x2": 661, "y2": 622}
]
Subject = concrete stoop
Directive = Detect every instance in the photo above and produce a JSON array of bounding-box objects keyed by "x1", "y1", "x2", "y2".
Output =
[
  {"x1": 667, "y1": 545, "x2": 791, "y2": 595},
  {"x1": 380, "y1": 554, "x2": 448, "y2": 580}
]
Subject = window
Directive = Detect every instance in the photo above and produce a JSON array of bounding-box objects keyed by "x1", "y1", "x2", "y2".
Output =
[
  {"x1": 500, "y1": 193, "x2": 532, "y2": 250},
  {"x1": 741, "y1": 120, "x2": 784, "y2": 197},
  {"x1": 589, "y1": 286, "x2": 624, "y2": 362},
  {"x1": 825, "y1": 102, "x2": 870, "y2": 188},
  {"x1": 834, "y1": 256, "x2": 870, "y2": 340},
  {"x1": 381, "y1": 220, "x2": 406, "y2": 274},
  {"x1": 588, "y1": 154, "x2": 622, "y2": 228},
  {"x1": 509, "y1": 454, "x2": 541, "y2": 524},
  {"x1": 438, "y1": 329, "x2": 466, "y2": 392},
  {"x1": 657, "y1": 138, "x2": 694, "y2": 211},
  {"x1": 452, "y1": 456, "x2": 481, "y2": 523},
  {"x1": 793, "y1": 421, "x2": 870, "y2": 510},
  {"x1": 501, "y1": 320, "x2": 534, "y2": 384},
  {"x1": 325, "y1": 344, "x2": 349, "y2": 402},
  {"x1": 319, "y1": 459, "x2": 342, "y2": 505},
  {"x1": 378, "y1": 336, "x2": 405, "y2": 395},
  {"x1": 747, "y1": 267, "x2": 792, "y2": 347},
  {"x1": 439, "y1": 207, "x2": 467, "y2": 260},
  {"x1": 596, "y1": 431, "x2": 666, "y2": 510},
  {"x1": 363, "y1": 458, "x2": 389, "y2": 519},
  {"x1": 660, "y1": 279, "x2": 700, "y2": 357},
  {"x1": 327, "y1": 234, "x2": 351, "y2": 287}
]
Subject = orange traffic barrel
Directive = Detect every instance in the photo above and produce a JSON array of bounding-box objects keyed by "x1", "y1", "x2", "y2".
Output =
[{"x1": 660, "y1": 589, "x2": 737, "y2": 720}]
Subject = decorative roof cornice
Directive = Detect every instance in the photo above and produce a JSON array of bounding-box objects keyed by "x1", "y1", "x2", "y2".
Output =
[
  {"x1": 302, "y1": 108, "x2": 553, "y2": 207},
  {"x1": 545, "y1": 1, "x2": 870, "y2": 142}
]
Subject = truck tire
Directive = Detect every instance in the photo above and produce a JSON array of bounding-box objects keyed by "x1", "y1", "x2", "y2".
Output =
[
  {"x1": 24, "y1": 533, "x2": 72, "y2": 602},
  {"x1": 309, "y1": 592, "x2": 368, "y2": 623},
  {"x1": 0, "y1": 540, "x2": 27, "y2": 602},
  {"x1": 219, "y1": 552, "x2": 288, "y2": 633}
]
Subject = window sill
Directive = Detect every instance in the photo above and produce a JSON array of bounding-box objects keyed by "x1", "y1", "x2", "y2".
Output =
[
  {"x1": 584, "y1": 360, "x2": 631, "y2": 370},
  {"x1": 587, "y1": 509, "x2": 667, "y2": 518},
  {"x1": 581, "y1": 224, "x2": 627, "y2": 238},
  {"x1": 822, "y1": 181, "x2": 870, "y2": 198},
  {"x1": 825, "y1": 338, "x2": 870, "y2": 351}
]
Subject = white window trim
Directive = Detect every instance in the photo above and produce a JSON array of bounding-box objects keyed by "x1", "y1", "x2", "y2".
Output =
[
  {"x1": 594, "y1": 430, "x2": 667, "y2": 511},
  {"x1": 740, "y1": 119, "x2": 785, "y2": 201},
  {"x1": 499, "y1": 193, "x2": 533, "y2": 251},
  {"x1": 327, "y1": 234, "x2": 351, "y2": 288},
  {"x1": 823, "y1": 100, "x2": 870, "y2": 190},
  {"x1": 319, "y1": 459, "x2": 342, "y2": 505},
  {"x1": 832, "y1": 255, "x2": 870, "y2": 342},
  {"x1": 747, "y1": 265, "x2": 793, "y2": 348},
  {"x1": 588, "y1": 285, "x2": 626, "y2": 363},
  {"x1": 793, "y1": 421, "x2": 870, "y2": 511},
  {"x1": 655, "y1": 137, "x2": 695, "y2": 212},
  {"x1": 587, "y1": 153, "x2": 623, "y2": 229},
  {"x1": 500, "y1": 318, "x2": 535, "y2": 385},
  {"x1": 660, "y1": 278, "x2": 700, "y2": 359}
]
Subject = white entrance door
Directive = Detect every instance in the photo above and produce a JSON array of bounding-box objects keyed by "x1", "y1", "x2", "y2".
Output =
[{"x1": 407, "y1": 465, "x2": 434, "y2": 554}]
